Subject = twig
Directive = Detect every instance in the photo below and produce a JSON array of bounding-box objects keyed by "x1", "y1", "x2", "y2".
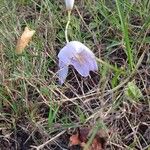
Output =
[{"x1": 31, "y1": 130, "x2": 66, "y2": 150}]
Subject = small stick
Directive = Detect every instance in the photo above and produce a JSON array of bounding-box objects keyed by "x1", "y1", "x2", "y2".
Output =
[{"x1": 31, "y1": 130, "x2": 66, "y2": 150}]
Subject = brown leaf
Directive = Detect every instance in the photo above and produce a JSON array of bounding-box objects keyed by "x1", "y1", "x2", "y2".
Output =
[
  {"x1": 69, "y1": 132, "x2": 81, "y2": 146},
  {"x1": 69, "y1": 127, "x2": 108, "y2": 150},
  {"x1": 90, "y1": 138, "x2": 103, "y2": 150},
  {"x1": 16, "y1": 27, "x2": 35, "y2": 54},
  {"x1": 78, "y1": 127, "x2": 90, "y2": 143}
]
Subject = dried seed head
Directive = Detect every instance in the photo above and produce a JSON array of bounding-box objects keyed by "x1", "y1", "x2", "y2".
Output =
[{"x1": 16, "y1": 27, "x2": 35, "y2": 54}]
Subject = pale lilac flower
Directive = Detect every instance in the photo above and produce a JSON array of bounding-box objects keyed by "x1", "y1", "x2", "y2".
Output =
[
  {"x1": 65, "y1": 0, "x2": 74, "y2": 10},
  {"x1": 58, "y1": 41, "x2": 98, "y2": 84}
]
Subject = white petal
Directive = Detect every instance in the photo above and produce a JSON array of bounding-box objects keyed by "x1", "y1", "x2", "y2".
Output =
[
  {"x1": 65, "y1": 0, "x2": 74, "y2": 10},
  {"x1": 58, "y1": 61, "x2": 69, "y2": 85}
]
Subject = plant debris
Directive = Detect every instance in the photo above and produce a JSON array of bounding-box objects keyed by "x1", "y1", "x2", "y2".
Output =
[
  {"x1": 69, "y1": 127, "x2": 108, "y2": 150},
  {"x1": 16, "y1": 27, "x2": 35, "y2": 54}
]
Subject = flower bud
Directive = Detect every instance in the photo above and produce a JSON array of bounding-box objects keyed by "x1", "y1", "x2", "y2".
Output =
[{"x1": 65, "y1": 0, "x2": 74, "y2": 11}]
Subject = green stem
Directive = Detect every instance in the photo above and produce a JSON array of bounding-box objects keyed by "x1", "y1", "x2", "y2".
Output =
[{"x1": 65, "y1": 10, "x2": 71, "y2": 43}]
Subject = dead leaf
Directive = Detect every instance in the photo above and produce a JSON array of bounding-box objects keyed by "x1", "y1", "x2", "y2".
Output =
[
  {"x1": 16, "y1": 27, "x2": 35, "y2": 54},
  {"x1": 69, "y1": 127, "x2": 108, "y2": 150},
  {"x1": 69, "y1": 133, "x2": 81, "y2": 146},
  {"x1": 90, "y1": 138, "x2": 103, "y2": 150}
]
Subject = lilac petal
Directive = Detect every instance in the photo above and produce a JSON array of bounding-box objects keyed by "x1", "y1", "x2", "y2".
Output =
[
  {"x1": 58, "y1": 42, "x2": 79, "y2": 64},
  {"x1": 58, "y1": 46, "x2": 72, "y2": 64},
  {"x1": 81, "y1": 50, "x2": 98, "y2": 71},
  {"x1": 58, "y1": 51, "x2": 70, "y2": 65},
  {"x1": 70, "y1": 57, "x2": 90, "y2": 77},
  {"x1": 67, "y1": 41, "x2": 86, "y2": 53},
  {"x1": 70, "y1": 46, "x2": 98, "y2": 76},
  {"x1": 58, "y1": 41, "x2": 98, "y2": 82},
  {"x1": 58, "y1": 61, "x2": 69, "y2": 85},
  {"x1": 72, "y1": 41, "x2": 98, "y2": 71},
  {"x1": 58, "y1": 41, "x2": 94, "y2": 64}
]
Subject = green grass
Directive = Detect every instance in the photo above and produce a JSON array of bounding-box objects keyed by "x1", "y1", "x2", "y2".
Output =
[
  {"x1": 0, "y1": 0, "x2": 150, "y2": 149},
  {"x1": 115, "y1": 0, "x2": 134, "y2": 71}
]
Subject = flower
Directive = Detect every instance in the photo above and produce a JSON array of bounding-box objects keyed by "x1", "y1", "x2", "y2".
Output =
[
  {"x1": 16, "y1": 27, "x2": 35, "y2": 54},
  {"x1": 65, "y1": 0, "x2": 74, "y2": 11},
  {"x1": 58, "y1": 41, "x2": 98, "y2": 84}
]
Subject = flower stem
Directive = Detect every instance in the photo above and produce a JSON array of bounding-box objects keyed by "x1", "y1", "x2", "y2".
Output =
[{"x1": 65, "y1": 10, "x2": 71, "y2": 43}]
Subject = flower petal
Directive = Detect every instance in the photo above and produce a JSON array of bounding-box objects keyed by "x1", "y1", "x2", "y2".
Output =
[
  {"x1": 58, "y1": 43, "x2": 76, "y2": 64},
  {"x1": 57, "y1": 41, "x2": 98, "y2": 83},
  {"x1": 71, "y1": 57, "x2": 90, "y2": 77},
  {"x1": 69, "y1": 41, "x2": 98, "y2": 76},
  {"x1": 58, "y1": 61, "x2": 69, "y2": 85},
  {"x1": 58, "y1": 41, "x2": 89, "y2": 64},
  {"x1": 65, "y1": 0, "x2": 74, "y2": 10},
  {"x1": 80, "y1": 50, "x2": 98, "y2": 71}
]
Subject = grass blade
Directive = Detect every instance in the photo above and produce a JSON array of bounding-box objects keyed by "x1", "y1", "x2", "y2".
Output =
[{"x1": 115, "y1": 0, "x2": 134, "y2": 71}]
